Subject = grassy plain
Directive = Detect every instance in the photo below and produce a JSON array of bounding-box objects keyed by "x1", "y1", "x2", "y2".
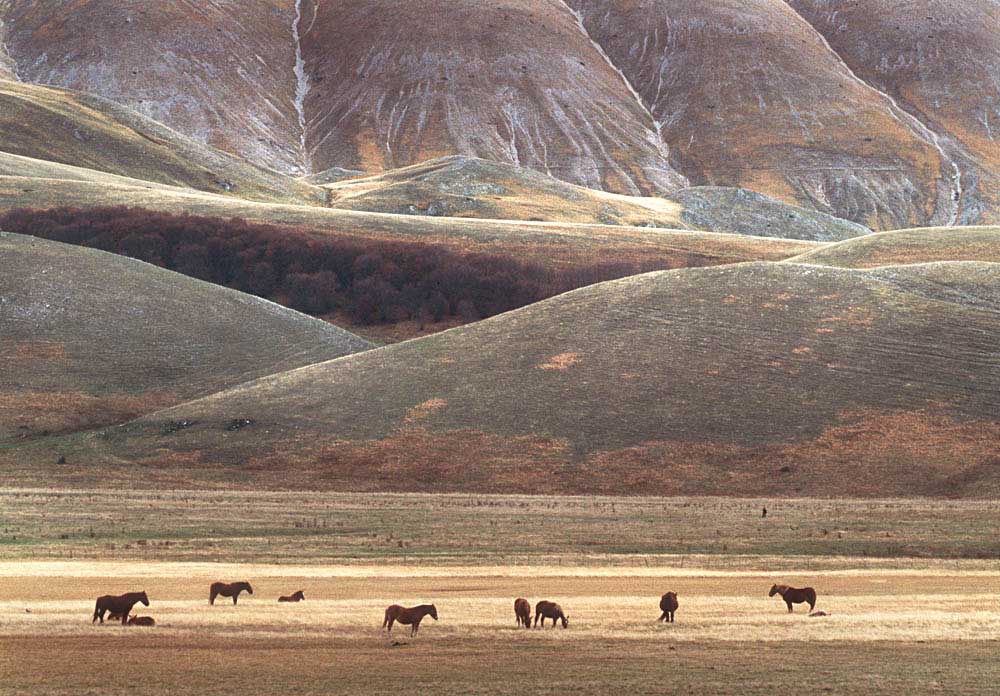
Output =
[{"x1": 1, "y1": 491, "x2": 998, "y2": 694}]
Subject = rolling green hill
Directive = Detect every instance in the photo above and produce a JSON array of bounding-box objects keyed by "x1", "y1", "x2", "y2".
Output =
[
  {"x1": 13, "y1": 260, "x2": 998, "y2": 496},
  {"x1": 0, "y1": 232, "x2": 372, "y2": 443},
  {"x1": 789, "y1": 226, "x2": 1000, "y2": 268}
]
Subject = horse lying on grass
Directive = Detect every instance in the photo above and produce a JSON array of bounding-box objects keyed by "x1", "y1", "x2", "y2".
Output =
[
  {"x1": 127, "y1": 615, "x2": 155, "y2": 626},
  {"x1": 278, "y1": 590, "x2": 305, "y2": 602}
]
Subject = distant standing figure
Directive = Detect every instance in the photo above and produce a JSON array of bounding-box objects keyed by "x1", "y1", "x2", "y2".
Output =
[
  {"x1": 278, "y1": 590, "x2": 305, "y2": 602},
  {"x1": 658, "y1": 592, "x2": 679, "y2": 623},
  {"x1": 209, "y1": 581, "x2": 253, "y2": 605},
  {"x1": 768, "y1": 584, "x2": 817, "y2": 613},
  {"x1": 514, "y1": 598, "x2": 532, "y2": 628},
  {"x1": 762, "y1": 506, "x2": 767, "y2": 518},
  {"x1": 534, "y1": 600, "x2": 568, "y2": 628}
]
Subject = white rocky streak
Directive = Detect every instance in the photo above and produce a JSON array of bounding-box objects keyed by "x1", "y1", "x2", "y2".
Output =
[
  {"x1": 292, "y1": 0, "x2": 312, "y2": 173},
  {"x1": 0, "y1": 15, "x2": 20, "y2": 82},
  {"x1": 782, "y1": 1, "x2": 963, "y2": 226},
  {"x1": 559, "y1": 1, "x2": 673, "y2": 162}
]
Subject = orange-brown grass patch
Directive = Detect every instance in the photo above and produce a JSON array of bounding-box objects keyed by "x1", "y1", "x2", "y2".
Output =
[{"x1": 537, "y1": 352, "x2": 581, "y2": 370}]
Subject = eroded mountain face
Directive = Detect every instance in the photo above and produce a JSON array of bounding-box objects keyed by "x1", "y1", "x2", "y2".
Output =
[
  {"x1": 297, "y1": 0, "x2": 687, "y2": 195},
  {"x1": 1, "y1": 0, "x2": 307, "y2": 173},
  {"x1": 566, "y1": 0, "x2": 957, "y2": 230},
  {"x1": 0, "y1": 0, "x2": 996, "y2": 226},
  {"x1": 787, "y1": 0, "x2": 1000, "y2": 225}
]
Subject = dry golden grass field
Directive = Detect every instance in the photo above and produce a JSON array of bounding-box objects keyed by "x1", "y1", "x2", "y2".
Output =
[{"x1": 1, "y1": 491, "x2": 998, "y2": 694}]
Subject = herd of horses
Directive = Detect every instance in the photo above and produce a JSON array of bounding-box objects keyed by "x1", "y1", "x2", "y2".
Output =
[{"x1": 91, "y1": 581, "x2": 820, "y2": 631}]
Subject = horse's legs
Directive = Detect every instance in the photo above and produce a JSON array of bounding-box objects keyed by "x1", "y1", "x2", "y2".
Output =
[
  {"x1": 121, "y1": 608, "x2": 129, "y2": 625},
  {"x1": 209, "y1": 590, "x2": 217, "y2": 606},
  {"x1": 658, "y1": 611, "x2": 666, "y2": 622},
  {"x1": 786, "y1": 600, "x2": 794, "y2": 613},
  {"x1": 412, "y1": 619, "x2": 420, "y2": 636},
  {"x1": 670, "y1": 611, "x2": 675, "y2": 623},
  {"x1": 386, "y1": 617, "x2": 395, "y2": 633},
  {"x1": 233, "y1": 593, "x2": 238, "y2": 605}
]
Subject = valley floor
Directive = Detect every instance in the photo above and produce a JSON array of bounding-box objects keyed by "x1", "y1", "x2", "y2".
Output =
[{"x1": 0, "y1": 491, "x2": 997, "y2": 694}]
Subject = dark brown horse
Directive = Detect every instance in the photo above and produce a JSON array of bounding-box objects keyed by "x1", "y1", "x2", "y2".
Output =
[
  {"x1": 658, "y1": 591, "x2": 679, "y2": 623},
  {"x1": 382, "y1": 604, "x2": 438, "y2": 636},
  {"x1": 534, "y1": 600, "x2": 568, "y2": 628},
  {"x1": 278, "y1": 590, "x2": 305, "y2": 603},
  {"x1": 127, "y1": 615, "x2": 155, "y2": 626},
  {"x1": 514, "y1": 598, "x2": 532, "y2": 628},
  {"x1": 769, "y1": 584, "x2": 817, "y2": 613},
  {"x1": 93, "y1": 591, "x2": 149, "y2": 625},
  {"x1": 209, "y1": 581, "x2": 253, "y2": 605}
]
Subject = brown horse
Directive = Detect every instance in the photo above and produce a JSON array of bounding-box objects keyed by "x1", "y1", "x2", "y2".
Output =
[
  {"x1": 514, "y1": 598, "x2": 532, "y2": 628},
  {"x1": 658, "y1": 592, "x2": 679, "y2": 623},
  {"x1": 209, "y1": 581, "x2": 253, "y2": 605},
  {"x1": 127, "y1": 615, "x2": 155, "y2": 626},
  {"x1": 382, "y1": 604, "x2": 438, "y2": 636},
  {"x1": 534, "y1": 600, "x2": 568, "y2": 628},
  {"x1": 278, "y1": 590, "x2": 305, "y2": 603},
  {"x1": 93, "y1": 591, "x2": 149, "y2": 625},
  {"x1": 769, "y1": 584, "x2": 817, "y2": 613}
]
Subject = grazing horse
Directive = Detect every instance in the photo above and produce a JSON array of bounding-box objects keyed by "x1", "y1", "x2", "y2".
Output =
[
  {"x1": 209, "y1": 581, "x2": 253, "y2": 606},
  {"x1": 382, "y1": 604, "x2": 438, "y2": 636},
  {"x1": 658, "y1": 592, "x2": 679, "y2": 623},
  {"x1": 769, "y1": 584, "x2": 817, "y2": 613},
  {"x1": 278, "y1": 590, "x2": 305, "y2": 603},
  {"x1": 93, "y1": 591, "x2": 149, "y2": 625},
  {"x1": 127, "y1": 615, "x2": 155, "y2": 626},
  {"x1": 534, "y1": 600, "x2": 568, "y2": 628},
  {"x1": 514, "y1": 598, "x2": 532, "y2": 628}
]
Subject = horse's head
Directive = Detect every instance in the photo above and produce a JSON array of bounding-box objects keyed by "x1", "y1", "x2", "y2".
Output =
[
  {"x1": 561, "y1": 614, "x2": 569, "y2": 628},
  {"x1": 294, "y1": 590, "x2": 305, "y2": 600},
  {"x1": 244, "y1": 582, "x2": 254, "y2": 595},
  {"x1": 139, "y1": 591, "x2": 150, "y2": 606},
  {"x1": 429, "y1": 604, "x2": 438, "y2": 621},
  {"x1": 768, "y1": 584, "x2": 780, "y2": 597}
]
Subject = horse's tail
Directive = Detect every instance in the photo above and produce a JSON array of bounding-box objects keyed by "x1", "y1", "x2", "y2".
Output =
[
  {"x1": 92, "y1": 599, "x2": 100, "y2": 622},
  {"x1": 807, "y1": 588, "x2": 817, "y2": 610},
  {"x1": 209, "y1": 586, "x2": 217, "y2": 605},
  {"x1": 382, "y1": 608, "x2": 391, "y2": 628}
]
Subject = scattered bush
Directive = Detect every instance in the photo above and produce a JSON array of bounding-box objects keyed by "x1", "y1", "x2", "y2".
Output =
[{"x1": 0, "y1": 206, "x2": 677, "y2": 325}]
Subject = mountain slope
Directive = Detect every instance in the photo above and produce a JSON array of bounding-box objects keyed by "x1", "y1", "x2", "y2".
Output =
[
  {"x1": 567, "y1": 0, "x2": 955, "y2": 229},
  {"x1": 0, "y1": 232, "x2": 372, "y2": 442},
  {"x1": 22, "y1": 261, "x2": 1000, "y2": 496},
  {"x1": 0, "y1": 80, "x2": 319, "y2": 204},
  {"x1": 787, "y1": 0, "x2": 1000, "y2": 225},
  {"x1": 0, "y1": 0, "x2": 306, "y2": 173},
  {"x1": 297, "y1": 0, "x2": 687, "y2": 195}
]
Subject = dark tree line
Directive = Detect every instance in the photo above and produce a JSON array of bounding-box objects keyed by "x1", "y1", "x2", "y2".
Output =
[{"x1": 0, "y1": 206, "x2": 682, "y2": 325}]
